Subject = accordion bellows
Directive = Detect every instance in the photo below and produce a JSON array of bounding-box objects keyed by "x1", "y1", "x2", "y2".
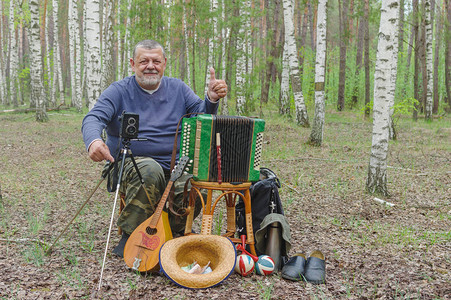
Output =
[{"x1": 180, "y1": 114, "x2": 265, "y2": 182}]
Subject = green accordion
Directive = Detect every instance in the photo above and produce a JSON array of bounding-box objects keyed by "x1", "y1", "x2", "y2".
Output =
[{"x1": 180, "y1": 114, "x2": 265, "y2": 182}]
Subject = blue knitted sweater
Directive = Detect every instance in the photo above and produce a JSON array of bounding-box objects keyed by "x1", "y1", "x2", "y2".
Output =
[{"x1": 81, "y1": 75, "x2": 218, "y2": 170}]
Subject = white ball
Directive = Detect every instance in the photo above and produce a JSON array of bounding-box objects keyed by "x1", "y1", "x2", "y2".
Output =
[
  {"x1": 255, "y1": 255, "x2": 275, "y2": 275},
  {"x1": 235, "y1": 254, "x2": 255, "y2": 276}
]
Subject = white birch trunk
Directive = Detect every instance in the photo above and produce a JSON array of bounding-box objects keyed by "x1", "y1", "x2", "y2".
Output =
[
  {"x1": 69, "y1": 0, "x2": 82, "y2": 111},
  {"x1": 280, "y1": 42, "x2": 290, "y2": 114},
  {"x1": 124, "y1": 0, "x2": 132, "y2": 76},
  {"x1": 28, "y1": 0, "x2": 48, "y2": 121},
  {"x1": 0, "y1": 3, "x2": 6, "y2": 105},
  {"x1": 388, "y1": 0, "x2": 400, "y2": 140},
  {"x1": 366, "y1": 0, "x2": 400, "y2": 196},
  {"x1": 101, "y1": 0, "x2": 115, "y2": 91},
  {"x1": 85, "y1": 0, "x2": 102, "y2": 110},
  {"x1": 52, "y1": 0, "x2": 65, "y2": 104},
  {"x1": 244, "y1": 0, "x2": 252, "y2": 75},
  {"x1": 116, "y1": 0, "x2": 123, "y2": 80},
  {"x1": 424, "y1": 0, "x2": 434, "y2": 121},
  {"x1": 9, "y1": 0, "x2": 18, "y2": 107},
  {"x1": 183, "y1": 4, "x2": 191, "y2": 85},
  {"x1": 236, "y1": 1, "x2": 251, "y2": 115},
  {"x1": 205, "y1": 0, "x2": 217, "y2": 95},
  {"x1": 309, "y1": 0, "x2": 328, "y2": 145},
  {"x1": 283, "y1": 0, "x2": 309, "y2": 126},
  {"x1": 165, "y1": 0, "x2": 172, "y2": 77},
  {"x1": 17, "y1": 12, "x2": 23, "y2": 105},
  {"x1": 46, "y1": 4, "x2": 55, "y2": 107},
  {"x1": 220, "y1": 1, "x2": 229, "y2": 115}
]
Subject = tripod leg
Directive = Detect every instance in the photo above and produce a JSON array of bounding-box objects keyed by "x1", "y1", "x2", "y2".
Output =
[{"x1": 98, "y1": 149, "x2": 128, "y2": 291}]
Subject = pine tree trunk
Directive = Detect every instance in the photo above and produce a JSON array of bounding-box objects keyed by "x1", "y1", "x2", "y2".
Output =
[
  {"x1": 367, "y1": 0, "x2": 399, "y2": 196},
  {"x1": 85, "y1": 0, "x2": 102, "y2": 110},
  {"x1": 28, "y1": 0, "x2": 48, "y2": 122},
  {"x1": 424, "y1": 0, "x2": 434, "y2": 121},
  {"x1": 337, "y1": 0, "x2": 349, "y2": 111},
  {"x1": 309, "y1": 0, "x2": 328, "y2": 146},
  {"x1": 283, "y1": 0, "x2": 309, "y2": 126}
]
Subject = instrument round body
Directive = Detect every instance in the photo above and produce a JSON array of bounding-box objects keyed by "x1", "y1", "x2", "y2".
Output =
[
  {"x1": 123, "y1": 210, "x2": 173, "y2": 272},
  {"x1": 235, "y1": 254, "x2": 255, "y2": 276},
  {"x1": 255, "y1": 255, "x2": 275, "y2": 275}
]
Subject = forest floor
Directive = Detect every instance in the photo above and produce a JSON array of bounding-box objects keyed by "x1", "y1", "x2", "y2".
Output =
[{"x1": 0, "y1": 108, "x2": 450, "y2": 299}]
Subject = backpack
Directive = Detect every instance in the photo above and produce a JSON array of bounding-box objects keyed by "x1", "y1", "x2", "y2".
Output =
[{"x1": 235, "y1": 168, "x2": 284, "y2": 243}]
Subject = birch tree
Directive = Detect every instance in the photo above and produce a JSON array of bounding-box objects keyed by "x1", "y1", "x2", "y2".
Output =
[
  {"x1": 445, "y1": 0, "x2": 451, "y2": 111},
  {"x1": 433, "y1": 0, "x2": 443, "y2": 114},
  {"x1": 337, "y1": 0, "x2": 349, "y2": 111},
  {"x1": 101, "y1": 0, "x2": 115, "y2": 91},
  {"x1": 0, "y1": 2, "x2": 6, "y2": 105},
  {"x1": 236, "y1": 1, "x2": 251, "y2": 115},
  {"x1": 366, "y1": 0, "x2": 399, "y2": 196},
  {"x1": 279, "y1": 42, "x2": 290, "y2": 114},
  {"x1": 116, "y1": 0, "x2": 123, "y2": 80},
  {"x1": 283, "y1": 0, "x2": 309, "y2": 126},
  {"x1": 52, "y1": 0, "x2": 65, "y2": 104},
  {"x1": 85, "y1": 0, "x2": 102, "y2": 110},
  {"x1": 309, "y1": 0, "x2": 328, "y2": 146},
  {"x1": 28, "y1": 0, "x2": 48, "y2": 122},
  {"x1": 165, "y1": 0, "x2": 172, "y2": 77},
  {"x1": 424, "y1": 0, "x2": 434, "y2": 121},
  {"x1": 69, "y1": 0, "x2": 82, "y2": 111},
  {"x1": 205, "y1": 0, "x2": 217, "y2": 95},
  {"x1": 183, "y1": 4, "x2": 191, "y2": 86},
  {"x1": 9, "y1": 0, "x2": 18, "y2": 107},
  {"x1": 46, "y1": 2, "x2": 55, "y2": 107},
  {"x1": 388, "y1": 1, "x2": 400, "y2": 140},
  {"x1": 220, "y1": 0, "x2": 229, "y2": 115}
]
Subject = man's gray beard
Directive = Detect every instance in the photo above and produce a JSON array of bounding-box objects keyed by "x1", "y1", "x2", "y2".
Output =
[{"x1": 136, "y1": 74, "x2": 161, "y2": 89}]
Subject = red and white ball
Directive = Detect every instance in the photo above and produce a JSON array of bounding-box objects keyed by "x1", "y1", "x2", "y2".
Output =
[
  {"x1": 235, "y1": 254, "x2": 255, "y2": 276},
  {"x1": 255, "y1": 255, "x2": 275, "y2": 275}
]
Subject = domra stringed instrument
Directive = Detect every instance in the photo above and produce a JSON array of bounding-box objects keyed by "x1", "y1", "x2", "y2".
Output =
[{"x1": 123, "y1": 156, "x2": 190, "y2": 272}]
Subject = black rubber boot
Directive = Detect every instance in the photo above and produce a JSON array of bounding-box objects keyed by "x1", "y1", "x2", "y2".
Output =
[{"x1": 112, "y1": 232, "x2": 130, "y2": 258}]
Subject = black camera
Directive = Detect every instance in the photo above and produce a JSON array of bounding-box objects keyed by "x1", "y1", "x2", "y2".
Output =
[{"x1": 119, "y1": 111, "x2": 139, "y2": 139}]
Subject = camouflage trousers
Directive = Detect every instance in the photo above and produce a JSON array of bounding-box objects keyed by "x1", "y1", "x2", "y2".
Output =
[{"x1": 103, "y1": 156, "x2": 203, "y2": 235}]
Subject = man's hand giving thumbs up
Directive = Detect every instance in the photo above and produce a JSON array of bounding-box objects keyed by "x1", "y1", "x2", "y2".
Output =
[{"x1": 207, "y1": 67, "x2": 228, "y2": 102}]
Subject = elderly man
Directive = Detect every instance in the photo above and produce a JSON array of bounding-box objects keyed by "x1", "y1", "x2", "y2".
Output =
[{"x1": 82, "y1": 39, "x2": 227, "y2": 257}]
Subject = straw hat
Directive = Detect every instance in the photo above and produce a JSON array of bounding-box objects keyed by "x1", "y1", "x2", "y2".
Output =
[{"x1": 159, "y1": 235, "x2": 236, "y2": 289}]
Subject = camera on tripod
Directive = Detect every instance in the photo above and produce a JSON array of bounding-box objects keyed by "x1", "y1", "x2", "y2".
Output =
[{"x1": 119, "y1": 111, "x2": 139, "y2": 139}]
